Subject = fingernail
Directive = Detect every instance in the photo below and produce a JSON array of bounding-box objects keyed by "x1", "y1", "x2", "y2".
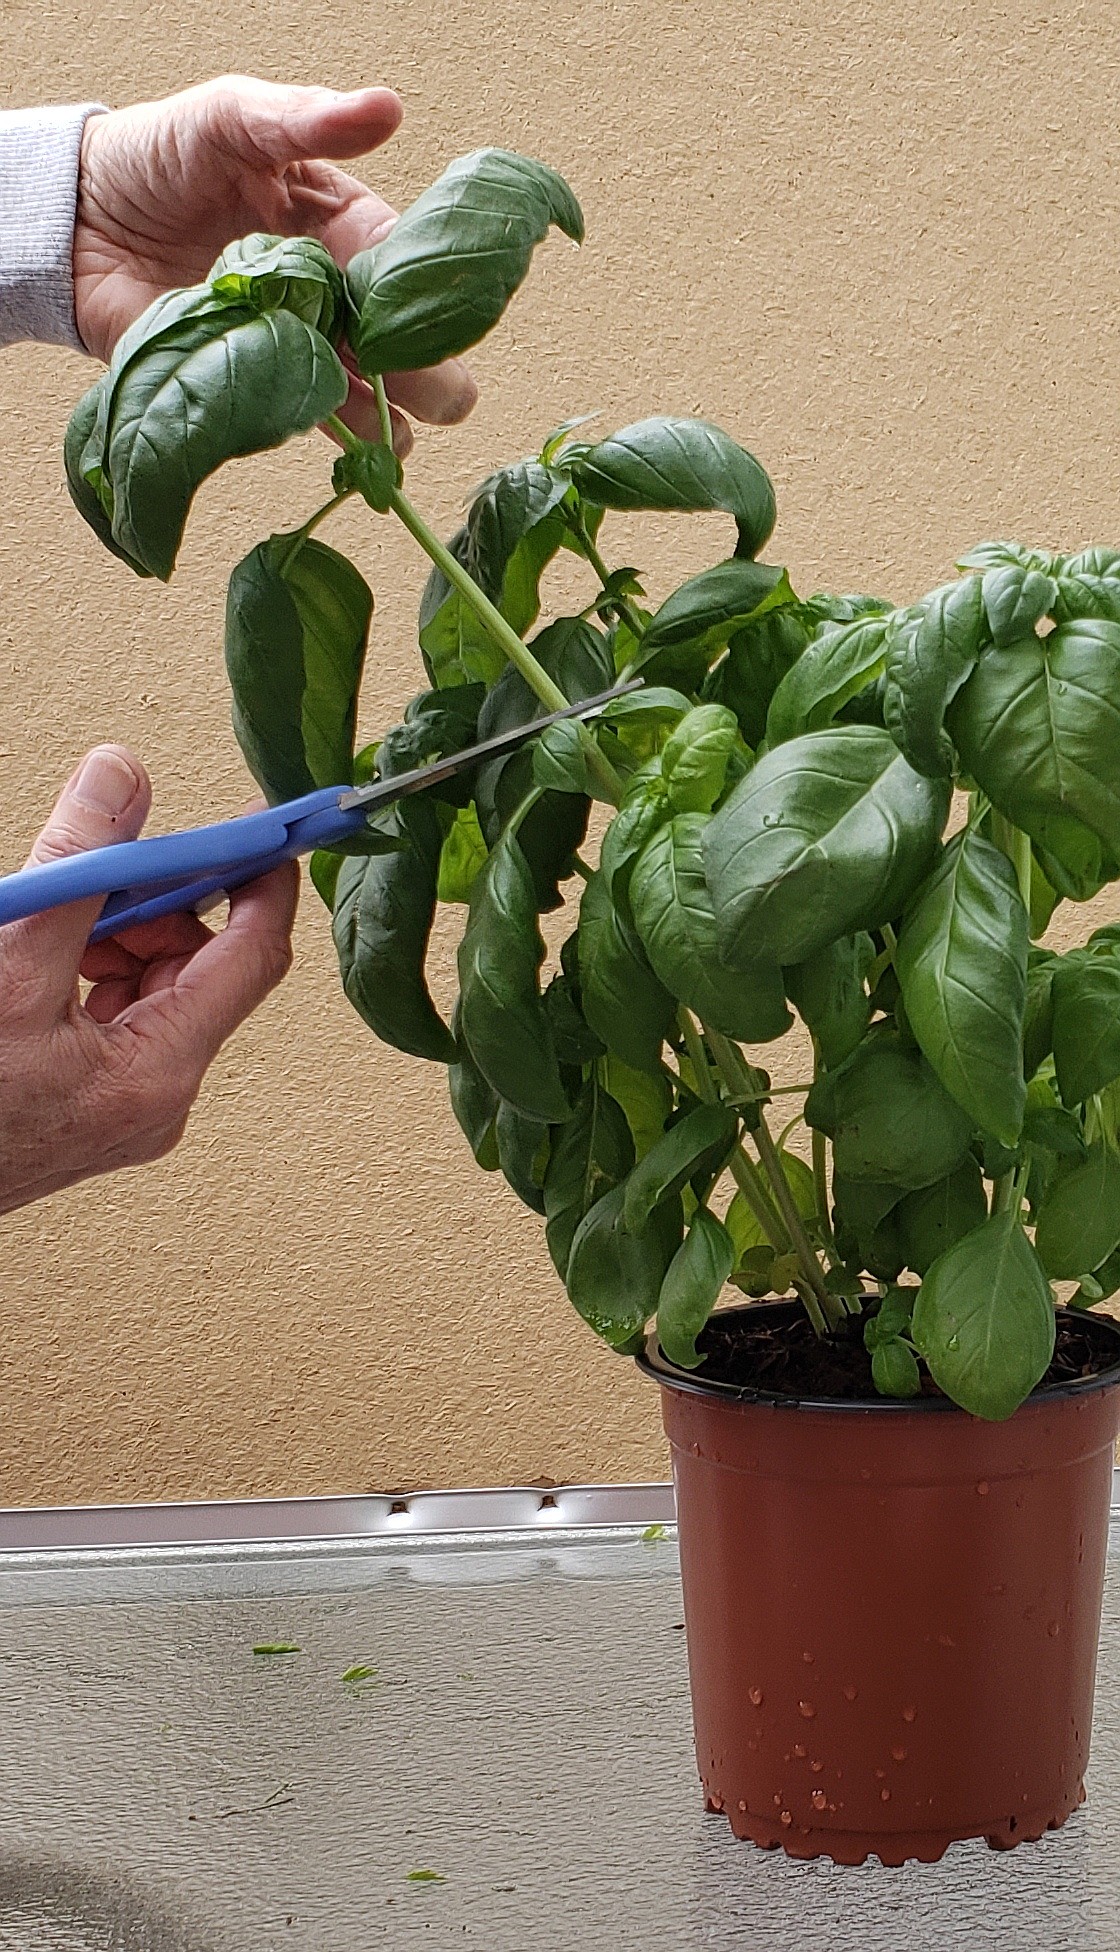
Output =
[{"x1": 72, "y1": 749, "x2": 139, "y2": 817}]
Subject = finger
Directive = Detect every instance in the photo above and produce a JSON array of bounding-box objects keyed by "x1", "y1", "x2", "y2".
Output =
[
  {"x1": 84, "y1": 974, "x2": 142, "y2": 1023},
  {"x1": 385, "y1": 361, "x2": 478, "y2": 427},
  {"x1": 226, "y1": 79, "x2": 403, "y2": 167},
  {"x1": 333, "y1": 374, "x2": 413, "y2": 456},
  {"x1": 4, "y1": 747, "x2": 150, "y2": 1024},
  {"x1": 122, "y1": 860, "x2": 299, "y2": 1071},
  {"x1": 82, "y1": 908, "x2": 213, "y2": 977}
]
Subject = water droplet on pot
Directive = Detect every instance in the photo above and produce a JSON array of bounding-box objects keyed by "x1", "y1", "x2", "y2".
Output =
[
  {"x1": 792, "y1": 1742, "x2": 806, "y2": 1759},
  {"x1": 780, "y1": 1809, "x2": 793, "y2": 1826},
  {"x1": 937, "y1": 1633, "x2": 956, "y2": 1647},
  {"x1": 773, "y1": 1792, "x2": 783, "y2": 1807},
  {"x1": 811, "y1": 1790, "x2": 828, "y2": 1810},
  {"x1": 799, "y1": 1700, "x2": 817, "y2": 1719},
  {"x1": 880, "y1": 1788, "x2": 891, "y2": 1803},
  {"x1": 843, "y1": 1685, "x2": 858, "y2": 1701},
  {"x1": 891, "y1": 1746, "x2": 907, "y2": 1763},
  {"x1": 875, "y1": 1768, "x2": 886, "y2": 1780},
  {"x1": 1048, "y1": 1620, "x2": 1061, "y2": 1638},
  {"x1": 802, "y1": 1650, "x2": 815, "y2": 1664},
  {"x1": 810, "y1": 1759, "x2": 824, "y2": 1773},
  {"x1": 902, "y1": 1705, "x2": 917, "y2": 1723},
  {"x1": 749, "y1": 1687, "x2": 763, "y2": 1707},
  {"x1": 738, "y1": 1799, "x2": 747, "y2": 1812}
]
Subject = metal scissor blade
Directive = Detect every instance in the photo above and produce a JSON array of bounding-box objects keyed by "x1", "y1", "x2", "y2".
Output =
[{"x1": 337, "y1": 677, "x2": 642, "y2": 813}]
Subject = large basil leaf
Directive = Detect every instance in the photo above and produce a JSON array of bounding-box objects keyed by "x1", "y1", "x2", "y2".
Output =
[
  {"x1": 346, "y1": 150, "x2": 582, "y2": 375},
  {"x1": 912, "y1": 1210, "x2": 1055, "y2": 1419},
  {"x1": 571, "y1": 418, "x2": 776, "y2": 559},
  {"x1": 86, "y1": 303, "x2": 347, "y2": 580},
  {"x1": 765, "y1": 613, "x2": 891, "y2": 747},
  {"x1": 599, "y1": 778, "x2": 671, "y2": 925},
  {"x1": 458, "y1": 825, "x2": 571, "y2": 1121},
  {"x1": 543, "y1": 1077, "x2": 635, "y2": 1278},
  {"x1": 578, "y1": 869, "x2": 676, "y2": 1073},
  {"x1": 621, "y1": 1103, "x2": 737, "y2": 1233},
  {"x1": 657, "y1": 1209, "x2": 736, "y2": 1369},
  {"x1": 894, "y1": 1160, "x2": 987, "y2": 1277},
  {"x1": 333, "y1": 800, "x2": 455, "y2": 1062},
  {"x1": 957, "y1": 541, "x2": 1059, "y2": 576},
  {"x1": 565, "y1": 1181, "x2": 673, "y2": 1349},
  {"x1": 1052, "y1": 549, "x2": 1120, "y2": 624},
  {"x1": 704, "y1": 727, "x2": 949, "y2": 968},
  {"x1": 495, "y1": 1102, "x2": 550, "y2": 1213},
  {"x1": 630, "y1": 815, "x2": 791, "y2": 1041},
  {"x1": 979, "y1": 564, "x2": 1057, "y2": 645},
  {"x1": 948, "y1": 622, "x2": 1120, "y2": 874},
  {"x1": 1034, "y1": 1142, "x2": 1120, "y2": 1278},
  {"x1": 208, "y1": 233, "x2": 344, "y2": 337},
  {"x1": 598, "y1": 1056, "x2": 673, "y2": 1161},
  {"x1": 448, "y1": 1018, "x2": 500, "y2": 1169},
  {"x1": 831, "y1": 1173, "x2": 906, "y2": 1281},
  {"x1": 659, "y1": 705, "x2": 740, "y2": 815},
  {"x1": 895, "y1": 831, "x2": 1028, "y2": 1146},
  {"x1": 64, "y1": 380, "x2": 152, "y2": 575},
  {"x1": 419, "y1": 462, "x2": 571, "y2": 687},
  {"x1": 703, "y1": 607, "x2": 813, "y2": 747},
  {"x1": 784, "y1": 932, "x2": 874, "y2": 1068},
  {"x1": 881, "y1": 578, "x2": 986, "y2": 778},
  {"x1": 806, "y1": 1034, "x2": 975, "y2": 1190},
  {"x1": 1051, "y1": 949, "x2": 1120, "y2": 1107},
  {"x1": 632, "y1": 560, "x2": 793, "y2": 689},
  {"x1": 225, "y1": 535, "x2": 372, "y2": 804}
]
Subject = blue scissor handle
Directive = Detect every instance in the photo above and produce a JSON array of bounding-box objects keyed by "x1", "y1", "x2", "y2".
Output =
[{"x1": 0, "y1": 786, "x2": 368, "y2": 946}]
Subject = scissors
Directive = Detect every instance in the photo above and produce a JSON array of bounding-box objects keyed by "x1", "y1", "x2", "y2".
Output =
[{"x1": 0, "y1": 679, "x2": 639, "y2": 946}]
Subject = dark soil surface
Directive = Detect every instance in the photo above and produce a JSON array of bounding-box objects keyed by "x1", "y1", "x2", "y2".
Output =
[{"x1": 692, "y1": 1302, "x2": 1120, "y2": 1403}]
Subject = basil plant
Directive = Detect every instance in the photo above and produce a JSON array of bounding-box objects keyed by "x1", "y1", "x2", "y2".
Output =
[{"x1": 65, "y1": 150, "x2": 1120, "y2": 1421}]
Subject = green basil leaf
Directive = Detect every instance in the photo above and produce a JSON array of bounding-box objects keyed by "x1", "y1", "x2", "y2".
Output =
[
  {"x1": 660, "y1": 704, "x2": 740, "y2": 815},
  {"x1": 208, "y1": 233, "x2": 344, "y2": 337},
  {"x1": 448, "y1": 1015, "x2": 500, "y2": 1170},
  {"x1": 1079, "y1": 1242, "x2": 1120, "y2": 1303},
  {"x1": 864, "y1": 1286, "x2": 914, "y2": 1347},
  {"x1": 533, "y1": 718, "x2": 592, "y2": 795},
  {"x1": 881, "y1": 578, "x2": 986, "y2": 779},
  {"x1": 599, "y1": 779, "x2": 671, "y2": 925},
  {"x1": 633, "y1": 560, "x2": 794, "y2": 689},
  {"x1": 578, "y1": 869, "x2": 676, "y2": 1073},
  {"x1": 333, "y1": 802, "x2": 455, "y2": 1062},
  {"x1": 1052, "y1": 548, "x2": 1120, "y2": 624},
  {"x1": 457, "y1": 824, "x2": 571, "y2": 1121},
  {"x1": 93, "y1": 305, "x2": 347, "y2": 580},
  {"x1": 1029, "y1": 846, "x2": 1061, "y2": 938},
  {"x1": 571, "y1": 418, "x2": 776, "y2": 559},
  {"x1": 657, "y1": 1208, "x2": 736, "y2": 1369},
  {"x1": 895, "y1": 831, "x2": 1028, "y2": 1146},
  {"x1": 956, "y1": 541, "x2": 1059, "y2": 576},
  {"x1": 346, "y1": 149, "x2": 582, "y2": 374},
  {"x1": 765, "y1": 613, "x2": 891, "y2": 747},
  {"x1": 870, "y1": 1337, "x2": 922, "y2": 1399},
  {"x1": 565, "y1": 1181, "x2": 673, "y2": 1348},
  {"x1": 495, "y1": 1101, "x2": 550, "y2": 1213},
  {"x1": 1034, "y1": 1141, "x2": 1120, "y2": 1278},
  {"x1": 418, "y1": 462, "x2": 572, "y2": 687},
  {"x1": 783, "y1": 932, "x2": 875, "y2": 1069},
  {"x1": 912, "y1": 1210, "x2": 1055, "y2": 1419},
  {"x1": 621, "y1": 1103, "x2": 737, "y2": 1234},
  {"x1": 310, "y1": 848, "x2": 342, "y2": 911},
  {"x1": 703, "y1": 607, "x2": 813, "y2": 748},
  {"x1": 1024, "y1": 948, "x2": 1059, "y2": 1080},
  {"x1": 598, "y1": 1056, "x2": 673, "y2": 1161},
  {"x1": 948, "y1": 621, "x2": 1120, "y2": 867},
  {"x1": 894, "y1": 1160, "x2": 987, "y2": 1277},
  {"x1": 806, "y1": 1034, "x2": 975, "y2": 1190},
  {"x1": 704, "y1": 727, "x2": 949, "y2": 968},
  {"x1": 1022, "y1": 1074, "x2": 1086, "y2": 1156},
  {"x1": 979, "y1": 565, "x2": 1056, "y2": 645},
  {"x1": 437, "y1": 803, "x2": 489, "y2": 903},
  {"x1": 543, "y1": 958, "x2": 604, "y2": 1069},
  {"x1": 1051, "y1": 949, "x2": 1120, "y2": 1107},
  {"x1": 63, "y1": 379, "x2": 152, "y2": 576},
  {"x1": 543, "y1": 1077, "x2": 635, "y2": 1278},
  {"x1": 630, "y1": 815, "x2": 792, "y2": 1041},
  {"x1": 225, "y1": 535, "x2": 372, "y2": 804}
]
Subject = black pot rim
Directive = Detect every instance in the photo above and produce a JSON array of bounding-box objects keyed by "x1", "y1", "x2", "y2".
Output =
[{"x1": 635, "y1": 1298, "x2": 1120, "y2": 1415}]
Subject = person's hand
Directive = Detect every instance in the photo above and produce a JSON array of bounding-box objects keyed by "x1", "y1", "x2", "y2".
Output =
[
  {"x1": 0, "y1": 745, "x2": 298, "y2": 1217},
  {"x1": 71, "y1": 75, "x2": 477, "y2": 454}
]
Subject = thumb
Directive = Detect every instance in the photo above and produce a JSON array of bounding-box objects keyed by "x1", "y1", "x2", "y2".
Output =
[
  {"x1": 231, "y1": 80, "x2": 404, "y2": 167},
  {"x1": 8, "y1": 746, "x2": 151, "y2": 1020}
]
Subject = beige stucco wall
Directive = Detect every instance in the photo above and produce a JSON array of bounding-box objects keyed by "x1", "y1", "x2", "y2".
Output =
[{"x1": 0, "y1": 2, "x2": 1118, "y2": 1504}]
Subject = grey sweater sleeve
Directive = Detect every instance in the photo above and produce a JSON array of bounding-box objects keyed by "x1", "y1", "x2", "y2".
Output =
[{"x1": 0, "y1": 104, "x2": 107, "y2": 351}]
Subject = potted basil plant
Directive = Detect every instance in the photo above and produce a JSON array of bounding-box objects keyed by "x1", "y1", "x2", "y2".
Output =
[{"x1": 64, "y1": 146, "x2": 1120, "y2": 1867}]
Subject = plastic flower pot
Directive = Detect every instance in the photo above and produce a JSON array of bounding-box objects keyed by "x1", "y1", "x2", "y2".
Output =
[{"x1": 638, "y1": 1300, "x2": 1120, "y2": 1866}]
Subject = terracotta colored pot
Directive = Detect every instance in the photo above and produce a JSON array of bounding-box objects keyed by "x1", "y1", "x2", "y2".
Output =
[{"x1": 638, "y1": 1301, "x2": 1120, "y2": 1866}]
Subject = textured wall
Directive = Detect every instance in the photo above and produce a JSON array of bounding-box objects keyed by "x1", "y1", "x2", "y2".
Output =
[{"x1": 0, "y1": 2, "x2": 1118, "y2": 1504}]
